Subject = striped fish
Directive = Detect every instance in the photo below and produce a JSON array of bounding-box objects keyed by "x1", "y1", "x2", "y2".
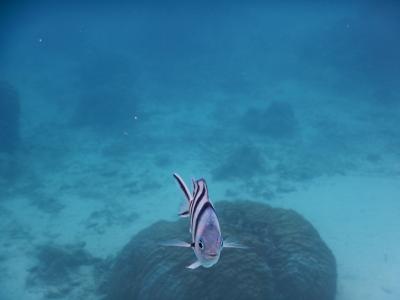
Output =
[{"x1": 162, "y1": 173, "x2": 246, "y2": 269}]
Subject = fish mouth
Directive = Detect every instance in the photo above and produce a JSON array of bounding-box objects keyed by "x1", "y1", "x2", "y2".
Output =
[{"x1": 206, "y1": 253, "x2": 218, "y2": 258}]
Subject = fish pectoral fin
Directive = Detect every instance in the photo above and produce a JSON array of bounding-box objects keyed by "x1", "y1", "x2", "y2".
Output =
[
  {"x1": 160, "y1": 240, "x2": 191, "y2": 247},
  {"x1": 186, "y1": 260, "x2": 202, "y2": 269},
  {"x1": 223, "y1": 241, "x2": 248, "y2": 249}
]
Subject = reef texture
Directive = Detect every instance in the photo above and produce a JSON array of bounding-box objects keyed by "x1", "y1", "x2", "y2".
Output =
[
  {"x1": 27, "y1": 243, "x2": 104, "y2": 299},
  {"x1": 242, "y1": 101, "x2": 298, "y2": 139},
  {"x1": 101, "y1": 201, "x2": 336, "y2": 300}
]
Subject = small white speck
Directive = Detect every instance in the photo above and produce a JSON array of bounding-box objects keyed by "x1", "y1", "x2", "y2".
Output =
[
  {"x1": 38, "y1": 38, "x2": 43, "y2": 43},
  {"x1": 133, "y1": 115, "x2": 138, "y2": 120},
  {"x1": 123, "y1": 131, "x2": 129, "y2": 136}
]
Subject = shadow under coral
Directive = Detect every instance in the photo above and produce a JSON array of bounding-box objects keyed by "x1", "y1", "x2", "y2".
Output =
[{"x1": 101, "y1": 201, "x2": 337, "y2": 300}]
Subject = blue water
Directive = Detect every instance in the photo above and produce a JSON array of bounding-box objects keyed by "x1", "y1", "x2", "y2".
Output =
[{"x1": 1, "y1": 2, "x2": 399, "y2": 300}]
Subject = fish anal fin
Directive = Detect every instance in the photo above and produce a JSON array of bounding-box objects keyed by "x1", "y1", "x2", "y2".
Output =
[{"x1": 186, "y1": 260, "x2": 202, "y2": 269}]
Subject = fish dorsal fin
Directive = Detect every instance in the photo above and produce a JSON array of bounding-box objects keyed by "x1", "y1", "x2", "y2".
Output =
[
  {"x1": 174, "y1": 173, "x2": 192, "y2": 217},
  {"x1": 173, "y1": 173, "x2": 192, "y2": 202}
]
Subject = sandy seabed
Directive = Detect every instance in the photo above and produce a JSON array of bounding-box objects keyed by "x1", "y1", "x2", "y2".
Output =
[{"x1": 1, "y1": 170, "x2": 399, "y2": 300}]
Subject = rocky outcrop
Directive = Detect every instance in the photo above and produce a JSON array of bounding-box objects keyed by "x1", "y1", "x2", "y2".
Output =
[{"x1": 101, "y1": 201, "x2": 336, "y2": 300}]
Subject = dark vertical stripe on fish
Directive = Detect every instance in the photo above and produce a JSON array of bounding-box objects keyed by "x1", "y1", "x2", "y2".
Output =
[
  {"x1": 190, "y1": 182, "x2": 198, "y2": 214},
  {"x1": 191, "y1": 186, "x2": 206, "y2": 225},
  {"x1": 192, "y1": 179, "x2": 197, "y2": 193},
  {"x1": 191, "y1": 183, "x2": 201, "y2": 210},
  {"x1": 190, "y1": 184, "x2": 206, "y2": 232},
  {"x1": 193, "y1": 202, "x2": 214, "y2": 239},
  {"x1": 192, "y1": 195, "x2": 209, "y2": 238}
]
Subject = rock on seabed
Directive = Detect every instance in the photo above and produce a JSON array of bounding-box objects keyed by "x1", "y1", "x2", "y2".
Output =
[{"x1": 101, "y1": 201, "x2": 337, "y2": 300}]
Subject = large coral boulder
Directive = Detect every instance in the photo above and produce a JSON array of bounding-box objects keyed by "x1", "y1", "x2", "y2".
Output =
[{"x1": 101, "y1": 201, "x2": 336, "y2": 300}]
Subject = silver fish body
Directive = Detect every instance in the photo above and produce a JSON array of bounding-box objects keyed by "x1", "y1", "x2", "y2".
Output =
[
  {"x1": 161, "y1": 173, "x2": 246, "y2": 269},
  {"x1": 175, "y1": 174, "x2": 223, "y2": 268}
]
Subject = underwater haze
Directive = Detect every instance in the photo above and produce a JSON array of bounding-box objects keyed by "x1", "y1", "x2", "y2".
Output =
[{"x1": 1, "y1": 1, "x2": 400, "y2": 299}]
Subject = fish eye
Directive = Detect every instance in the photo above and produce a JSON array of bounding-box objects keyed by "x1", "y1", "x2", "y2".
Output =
[
  {"x1": 220, "y1": 239, "x2": 223, "y2": 247},
  {"x1": 198, "y1": 240, "x2": 204, "y2": 249}
]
